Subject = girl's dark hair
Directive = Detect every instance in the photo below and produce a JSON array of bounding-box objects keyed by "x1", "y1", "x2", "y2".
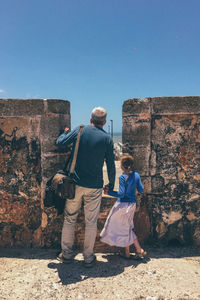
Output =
[{"x1": 120, "y1": 153, "x2": 134, "y2": 170}]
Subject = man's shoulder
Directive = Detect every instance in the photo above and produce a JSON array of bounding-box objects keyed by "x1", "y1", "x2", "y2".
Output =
[
  {"x1": 99, "y1": 128, "x2": 113, "y2": 142},
  {"x1": 84, "y1": 125, "x2": 112, "y2": 138}
]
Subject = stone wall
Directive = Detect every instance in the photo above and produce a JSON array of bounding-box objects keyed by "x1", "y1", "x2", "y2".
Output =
[
  {"x1": 1, "y1": 97, "x2": 199, "y2": 249},
  {"x1": 0, "y1": 99, "x2": 70, "y2": 247},
  {"x1": 123, "y1": 96, "x2": 200, "y2": 245},
  {"x1": 0, "y1": 99, "x2": 117, "y2": 250}
]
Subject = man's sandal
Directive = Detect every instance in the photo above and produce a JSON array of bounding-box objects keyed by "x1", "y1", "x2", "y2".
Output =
[{"x1": 57, "y1": 253, "x2": 74, "y2": 264}]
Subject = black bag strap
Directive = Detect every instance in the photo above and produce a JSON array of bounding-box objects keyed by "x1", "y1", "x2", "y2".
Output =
[{"x1": 68, "y1": 125, "x2": 84, "y2": 175}]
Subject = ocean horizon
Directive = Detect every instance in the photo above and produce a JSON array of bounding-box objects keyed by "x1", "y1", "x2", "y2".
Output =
[{"x1": 113, "y1": 132, "x2": 122, "y2": 143}]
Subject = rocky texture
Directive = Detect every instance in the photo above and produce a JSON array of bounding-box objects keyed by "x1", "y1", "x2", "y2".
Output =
[
  {"x1": 1, "y1": 96, "x2": 199, "y2": 250},
  {"x1": 122, "y1": 96, "x2": 200, "y2": 245},
  {"x1": 0, "y1": 99, "x2": 70, "y2": 247},
  {"x1": 0, "y1": 246, "x2": 200, "y2": 300}
]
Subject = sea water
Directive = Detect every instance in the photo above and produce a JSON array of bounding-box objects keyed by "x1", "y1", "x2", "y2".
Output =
[{"x1": 112, "y1": 132, "x2": 122, "y2": 144}]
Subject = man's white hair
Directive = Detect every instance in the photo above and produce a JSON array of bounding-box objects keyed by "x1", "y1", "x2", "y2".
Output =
[{"x1": 91, "y1": 107, "x2": 107, "y2": 125}]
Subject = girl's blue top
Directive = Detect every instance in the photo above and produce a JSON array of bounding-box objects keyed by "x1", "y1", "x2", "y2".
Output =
[{"x1": 108, "y1": 171, "x2": 144, "y2": 203}]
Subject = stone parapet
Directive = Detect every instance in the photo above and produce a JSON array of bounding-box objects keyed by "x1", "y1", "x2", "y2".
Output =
[
  {"x1": 122, "y1": 96, "x2": 200, "y2": 245},
  {"x1": 1, "y1": 96, "x2": 199, "y2": 249},
  {"x1": 0, "y1": 99, "x2": 70, "y2": 247}
]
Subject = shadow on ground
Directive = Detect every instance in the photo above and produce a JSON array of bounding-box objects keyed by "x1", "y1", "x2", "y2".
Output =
[
  {"x1": 48, "y1": 253, "x2": 150, "y2": 285},
  {"x1": 0, "y1": 246, "x2": 199, "y2": 290},
  {"x1": 0, "y1": 245, "x2": 199, "y2": 260}
]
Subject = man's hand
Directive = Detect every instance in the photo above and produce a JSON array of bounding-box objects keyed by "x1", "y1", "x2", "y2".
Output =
[
  {"x1": 64, "y1": 127, "x2": 70, "y2": 133},
  {"x1": 103, "y1": 185, "x2": 109, "y2": 195}
]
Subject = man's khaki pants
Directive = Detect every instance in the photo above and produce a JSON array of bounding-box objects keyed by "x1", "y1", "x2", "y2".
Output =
[{"x1": 61, "y1": 185, "x2": 102, "y2": 263}]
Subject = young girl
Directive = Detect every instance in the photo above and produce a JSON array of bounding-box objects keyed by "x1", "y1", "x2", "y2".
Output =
[{"x1": 100, "y1": 154, "x2": 147, "y2": 259}]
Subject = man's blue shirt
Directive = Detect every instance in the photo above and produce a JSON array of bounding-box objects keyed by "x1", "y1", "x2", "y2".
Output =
[{"x1": 56, "y1": 125, "x2": 116, "y2": 189}]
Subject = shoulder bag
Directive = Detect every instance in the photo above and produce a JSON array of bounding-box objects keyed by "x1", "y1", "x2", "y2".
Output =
[
  {"x1": 44, "y1": 125, "x2": 84, "y2": 213},
  {"x1": 51, "y1": 125, "x2": 84, "y2": 199}
]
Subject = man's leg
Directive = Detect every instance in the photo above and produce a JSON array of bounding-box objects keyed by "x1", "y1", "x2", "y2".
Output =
[
  {"x1": 61, "y1": 185, "x2": 83, "y2": 259},
  {"x1": 83, "y1": 188, "x2": 102, "y2": 263}
]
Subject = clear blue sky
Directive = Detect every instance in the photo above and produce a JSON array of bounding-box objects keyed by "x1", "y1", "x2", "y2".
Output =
[{"x1": 0, "y1": 0, "x2": 200, "y2": 132}]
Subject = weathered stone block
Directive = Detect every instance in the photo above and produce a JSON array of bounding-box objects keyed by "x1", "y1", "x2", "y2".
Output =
[
  {"x1": 151, "y1": 176, "x2": 165, "y2": 194},
  {"x1": 122, "y1": 146, "x2": 150, "y2": 176},
  {"x1": 0, "y1": 99, "x2": 44, "y2": 116},
  {"x1": 42, "y1": 209, "x2": 63, "y2": 248},
  {"x1": 192, "y1": 219, "x2": 200, "y2": 245},
  {"x1": 151, "y1": 96, "x2": 200, "y2": 115},
  {"x1": 123, "y1": 98, "x2": 150, "y2": 116},
  {"x1": 45, "y1": 99, "x2": 70, "y2": 114},
  {"x1": 0, "y1": 116, "x2": 41, "y2": 199},
  {"x1": 40, "y1": 114, "x2": 70, "y2": 153},
  {"x1": 123, "y1": 115, "x2": 151, "y2": 147},
  {"x1": 134, "y1": 203, "x2": 151, "y2": 244},
  {"x1": 123, "y1": 96, "x2": 200, "y2": 245},
  {"x1": 0, "y1": 113, "x2": 61, "y2": 247},
  {"x1": 140, "y1": 176, "x2": 151, "y2": 194},
  {"x1": 41, "y1": 154, "x2": 67, "y2": 179},
  {"x1": 0, "y1": 99, "x2": 70, "y2": 248}
]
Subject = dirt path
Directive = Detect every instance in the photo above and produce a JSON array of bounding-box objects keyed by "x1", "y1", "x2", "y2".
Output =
[{"x1": 0, "y1": 246, "x2": 200, "y2": 300}]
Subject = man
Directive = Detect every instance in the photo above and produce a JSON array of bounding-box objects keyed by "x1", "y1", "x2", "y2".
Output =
[{"x1": 56, "y1": 107, "x2": 116, "y2": 267}]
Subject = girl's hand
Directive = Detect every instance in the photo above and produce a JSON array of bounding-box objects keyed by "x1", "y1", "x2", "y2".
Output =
[
  {"x1": 64, "y1": 127, "x2": 70, "y2": 133},
  {"x1": 103, "y1": 185, "x2": 109, "y2": 195}
]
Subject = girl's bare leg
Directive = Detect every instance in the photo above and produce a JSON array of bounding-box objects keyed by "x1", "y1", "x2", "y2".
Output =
[
  {"x1": 133, "y1": 238, "x2": 147, "y2": 256},
  {"x1": 133, "y1": 238, "x2": 142, "y2": 253},
  {"x1": 125, "y1": 246, "x2": 130, "y2": 258}
]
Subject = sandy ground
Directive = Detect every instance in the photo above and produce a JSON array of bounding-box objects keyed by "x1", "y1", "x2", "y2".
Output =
[{"x1": 0, "y1": 246, "x2": 200, "y2": 300}]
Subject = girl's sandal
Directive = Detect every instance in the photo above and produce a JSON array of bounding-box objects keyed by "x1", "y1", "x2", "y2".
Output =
[{"x1": 135, "y1": 249, "x2": 147, "y2": 259}]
